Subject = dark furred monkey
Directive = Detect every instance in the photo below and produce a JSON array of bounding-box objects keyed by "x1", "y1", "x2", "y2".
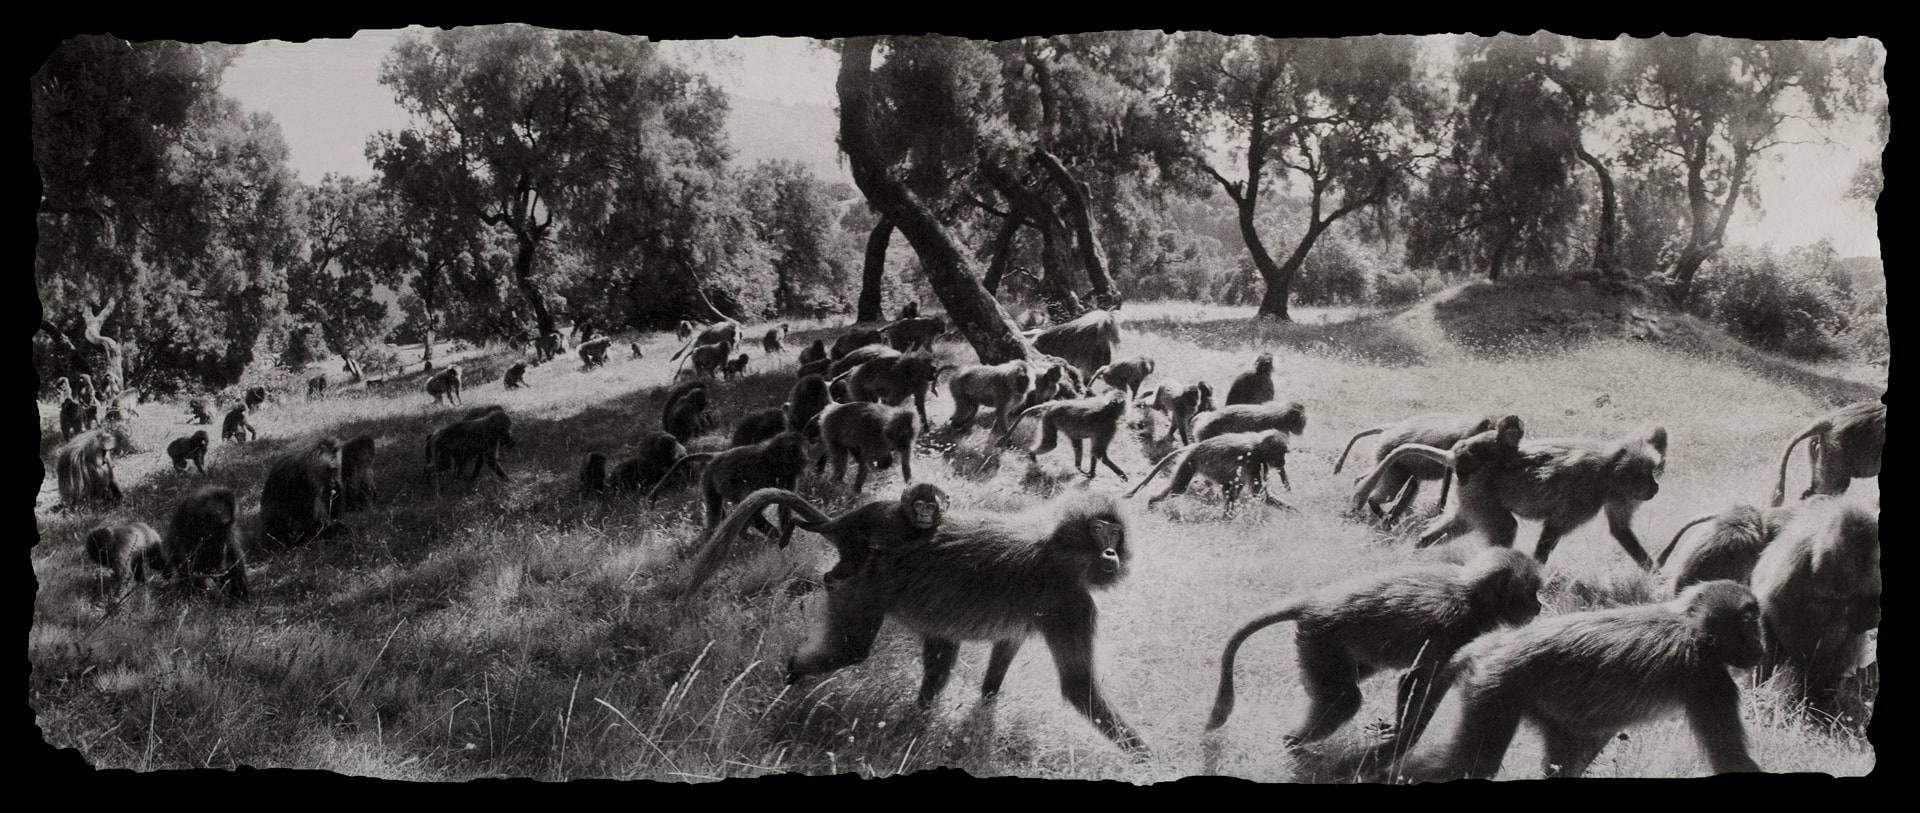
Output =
[
  {"x1": 1750, "y1": 496, "x2": 1880, "y2": 714},
  {"x1": 1353, "y1": 425, "x2": 1669, "y2": 569},
  {"x1": 169, "y1": 486, "x2": 250, "y2": 601},
  {"x1": 648, "y1": 431, "x2": 809, "y2": 541},
  {"x1": 1770, "y1": 400, "x2": 1884, "y2": 506},
  {"x1": 55, "y1": 428, "x2": 123, "y2": 507},
  {"x1": 1127, "y1": 430, "x2": 1293, "y2": 512},
  {"x1": 1398, "y1": 581, "x2": 1764, "y2": 780},
  {"x1": 260, "y1": 438, "x2": 346, "y2": 546},
  {"x1": 222, "y1": 406, "x2": 257, "y2": 442},
  {"x1": 85, "y1": 521, "x2": 169, "y2": 595},
  {"x1": 812, "y1": 402, "x2": 917, "y2": 492},
  {"x1": 167, "y1": 430, "x2": 211, "y2": 474},
  {"x1": 1225, "y1": 351, "x2": 1275, "y2": 406},
  {"x1": 1208, "y1": 547, "x2": 1542, "y2": 765},
  {"x1": 689, "y1": 489, "x2": 1150, "y2": 756},
  {"x1": 1004, "y1": 391, "x2": 1131, "y2": 481}
]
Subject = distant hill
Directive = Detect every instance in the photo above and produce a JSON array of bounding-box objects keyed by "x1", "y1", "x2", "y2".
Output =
[{"x1": 725, "y1": 95, "x2": 852, "y2": 187}]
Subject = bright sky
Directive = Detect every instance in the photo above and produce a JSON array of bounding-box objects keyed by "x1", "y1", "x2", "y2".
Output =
[{"x1": 218, "y1": 30, "x2": 1882, "y2": 258}]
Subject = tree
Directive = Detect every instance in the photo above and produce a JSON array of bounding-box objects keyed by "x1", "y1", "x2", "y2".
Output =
[
  {"x1": 1405, "y1": 34, "x2": 1590, "y2": 281},
  {"x1": 373, "y1": 25, "x2": 732, "y2": 337},
  {"x1": 839, "y1": 36, "x2": 1030, "y2": 364},
  {"x1": 288, "y1": 175, "x2": 395, "y2": 376},
  {"x1": 1617, "y1": 36, "x2": 1875, "y2": 305},
  {"x1": 738, "y1": 160, "x2": 841, "y2": 317},
  {"x1": 1170, "y1": 35, "x2": 1436, "y2": 320}
]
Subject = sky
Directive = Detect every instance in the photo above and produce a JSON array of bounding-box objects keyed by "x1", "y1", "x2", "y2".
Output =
[{"x1": 218, "y1": 30, "x2": 1883, "y2": 258}]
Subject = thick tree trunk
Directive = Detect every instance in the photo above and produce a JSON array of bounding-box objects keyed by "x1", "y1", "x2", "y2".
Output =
[
  {"x1": 1664, "y1": 146, "x2": 1748, "y2": 306},
  {"x1": 839, "y1": 38, "x2": 1029, "y2": 365},
  {"x1": 1034, "y1": 149, "x2": 1117, "y2": 305},
  {"x1": 1231, "y1": 192, "x2": 1293, "y2": 322},
  {"x1": 80, "y1": 299, "x2": 126, "y2": 395},
  {"x1": 982, "y1": 161, "x2": 1082, "y2": 317},
  {"x1": 1487, "y1": 228, "x2": 1515, "y2": 283},
  {"x1": 983, "y1": 215, "x2": 1022, "y2": 295},
  {"x1": 1574, "y1": 145, "x2": 1618, "y2": 277},
  {"x1": 509, "y1": 229, "x2": 556, "y2": 337},
  {"x1": 858, "y1": 218, "x2": 892, "y2": 323}
]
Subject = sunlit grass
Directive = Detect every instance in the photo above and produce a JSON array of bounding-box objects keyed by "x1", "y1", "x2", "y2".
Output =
[{"x1": 32, "y1": 283, "x2": 1880, "y2": 781}]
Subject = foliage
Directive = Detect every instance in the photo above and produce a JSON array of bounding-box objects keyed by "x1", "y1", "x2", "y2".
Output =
[{"x1": 1690, "y1": 245, "x2": 1855, "y2": 360}]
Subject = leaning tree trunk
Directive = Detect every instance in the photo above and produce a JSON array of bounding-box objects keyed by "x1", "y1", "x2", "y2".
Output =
[
  {"x1": 1574, "y1": 145, "x2": 1619, "y2": 277},
  {"x1": 982, "y1": 215, "x2": 1023, "y2": 294},
  {"x1": 80, "y1": 298, "x2": 126, "y2": 396},
  {"x1": 1664, "y1": 147, "x2": 1749, "y2": 307},
  {"x1": 1035, "y1": 149, "x2": 1117, "y2": 305},
  {"x1": 982, "y1": 161, "x2": 1082, "y2": 317},
  {"x1": 839, "y1": 37, "x2": 1030, "y2": 365},
  {"x1": 857, "y1": 218, "x2": 892, "y2": 323},
  {"x1": 508, "y1": 227, "x2": 557, "y2": 337}
]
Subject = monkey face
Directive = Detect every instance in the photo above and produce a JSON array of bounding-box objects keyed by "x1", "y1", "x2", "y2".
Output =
[
  {"x1": 1692, "y1": 582, "x2": 1765, "y2": 668},
  {"x1": 1083, "y1": 518, "x2": 1128, "y2": 585}
]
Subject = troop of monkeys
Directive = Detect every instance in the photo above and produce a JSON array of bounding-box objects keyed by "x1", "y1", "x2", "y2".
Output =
[{"x1": 52, "y1": 304, "x2": 1882, "y2": 782}]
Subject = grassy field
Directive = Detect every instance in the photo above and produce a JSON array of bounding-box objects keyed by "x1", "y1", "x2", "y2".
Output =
[{"x1": 30, "y1": 280, "x2": 1880, "y2": 783}]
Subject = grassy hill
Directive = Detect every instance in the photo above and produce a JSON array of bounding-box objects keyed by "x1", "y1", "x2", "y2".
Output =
[{"x1": 30, "y1": 279, "x2": 1880, "y2": 782}]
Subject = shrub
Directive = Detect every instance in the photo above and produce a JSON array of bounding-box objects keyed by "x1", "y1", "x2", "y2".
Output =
[
  {"x1": 1375, "y1": 271, "x2": 1427, "y2": 306},
  {"x1": 1290, "y1": 237, "x2": 1371, "y2": 306},
  {"x1": 1691, "y1": 247, "x2": 1852, "y2": 360}
]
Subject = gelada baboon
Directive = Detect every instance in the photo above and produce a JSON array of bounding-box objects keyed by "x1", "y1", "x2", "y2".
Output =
[
  {"x1": 536, "y1": 331, "x2": 564, "y2": 363},
  {"x1": 581, "y1": 431, "x2": 689, "y2": 493},
  {"x1": 1225, "y1": 352, "x2": 1275, "y2": 406},
  {"x1": 1655, "y1": 503, "x2": 1799, "y2": 592},
  {"x1": 786, "y1": 375, "x2": 831, "y2": 435},
  {"x1": 1027, "y1": 308, "x2": 1120, "y2": 377},
  {"x1": 1138, "y1": 380, "x2": 1216, "y2": 445},
  {"x1": 1003, "y1": 391, "x2": 1131, "y2": 481},
  {"x1": 188, "y1": 398, "x2": 214, "y2": 425},
  {"x1": 504, "y1": 362, "x2": 528, "y2": 390},
  {"x1": 337, "y1": 434, "x2": 378, "y2": 514},
  {"x1": 811, "y1": 401, "x2": 917, "y2": 492},
  {"x1": 670, "y1": 321, "x2": 739, "y2": 361},
  {"x1": 1770, "y1": 400, "x2": 1884, "y2": 507},
  {"x1": 631, "y1": 341, "x2": 645, "y2": 360},
  {"x1": 1354, "y1": 425, "x2": 1668, "y2": 569},
  {"x1": 307, "y1": 375, "x2": 328, "y2": 399},
  {"x1": 1015, "y1": 362, "x2": 1068, "y2": 412},
  {"x1": 731, "y1": 406, "x2": 790, "y2": 448},
  {"x1": 828, "y1": 378, "x2": 852, "y2": 404},
  {"x1": 52, "y1": 375, "x2": 72, "y2": 403},
  {"x1": 222, "y1": 406, "x2": 256, "y2": 442},
  {"x1": 829, "y1": 328, "x2": 885, "y2": 361},
  {"x1": 578, "y1": 337, "x2": 612, "y2": 369},
  {"x1": 1091, "y1": 356, "x2": 1155, "y2": 400},
  {"x1": 827, "y1": 343, "x2": 898, "y2": 378},
  {"x1": 1196, "y1": 401, "x2": 1307, "y2": 442},
  {"x1": 844, "y1": 352, "x2": 940, "y2": 427},
  {"x1": 887, "y1": 316, "x2": 946, "y2": 352},
  {"x1": 55, "y1": 428, "x2": 123, "y2": 507},
  {"x1": 424, "y1": 409, "x2": 516, "y2": 496},
  {"x1": 695, "y1": 489, "x2": 1149, "y2": 756},
  {"x1": 1750, "y1": 496, "x2": 1880, "y2": 712},
  {"x1": 648, "y1": 431, "x2": 808, "y2": 540},
  {"x1": 1208, "y1": 548, "x2": 1542, "y2": 763},
  {"x1": 659, "y1": 379, "x2": 709, "y2": 424},
  {"x1": 943, "y1": 361, "x2": 1032, "y2": 435},
  {"x1": 426, "y1": 365, "x2": 464, "y2": 405},
  {"x1": 85, "y1": 521, "x2": 168, "y2": 595},
  {"x1": 169, "y1": 486, "x2": 249, "y2": 600},
  {"x1": 723, "y1": 353, "x2": 751, "y2": 380},
  {"x1": 684, "y1": 482, "x2": 948, "y2": 591},
  {"x1": 1398, "y1": 581, "x2": 1764, "y2": 781},
  {"x1": 899, "y1": 300, "x2": 920, "y2": 320},
  {"x1": 260, "y1": 438, "x2": 346, "y2": 547},
  {"x1": 690, "y1": 340, "x2": 732, "y2": 379},
  {"x1": 59, "y1": 398, "x2": 87, "y2": 441},
  {"x1": 244, "y1": 385, "x2": 269, "y2": 411},
  {"x1": 798, "y1": 339, "x2": 827, "y2": 368},
  {"x1": 1335, "y1": 413, "x2": 1501, "y2": 526},
  {"x1": 167, "y1": 430, "x2": 210, "y2": 474},
  {"x1": 662, "y1": 384, "x2": 713, "y2": 442},
  {"x1": 73, "y1": 373, "x2": 96, "y2": 405},
  {"x1": 762, "y1": 327, "x2": 785, "y2": 354},
  {"x1": 1127, "y1": 430, "x2": 1293, "y2": 512},
  {"x1": 676, "y1": 319, "x2": 695, "y2": 342}
]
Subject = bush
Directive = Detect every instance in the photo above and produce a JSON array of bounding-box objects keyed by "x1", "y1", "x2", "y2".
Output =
[
  {"x1": 1375, "y1": 271, "x2": 1427, "y2": 306},
  {"x1": 1290, "y1": 237, "x2": 1371, "y2": 306},
  {"x1": 1691, "y1": 247, "x2": 1853, "y2": 360}
]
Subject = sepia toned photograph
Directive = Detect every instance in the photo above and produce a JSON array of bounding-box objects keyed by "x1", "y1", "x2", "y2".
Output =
[{"x1": 30, "y1": 23, "x2": 1885, "y2": 787}]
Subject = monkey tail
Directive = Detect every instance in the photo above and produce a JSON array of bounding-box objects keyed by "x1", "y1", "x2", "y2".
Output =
[
  {"x1": 1770, "y1": 420, "x2": 1828, "y2": 507},
  {"x1": 1207, "y1": 601, "x2": 1305, "y2": 730},
  {"x1": 668, "y1": 333, "x2": 698, "y2": 361},
  {"x1": 1333, "y1": 425, "x2": 1390, "y2": 474},
  {"x1": 992, "y1": 401, "x2": 1051, "y2": 447},
  {"x1": 648, "y1": 454, "x2": 715, "y2": 507},
  {"x1": 1352, "y1": 443, "x2": 1454, "y2": 513},
  {"x1": 1126, "y1": 445, "x2": 1196, "y2": 499},
  {"x1": 682, "y1": 487, "x2": 836, "y2": 595},
  {"x1": 1654, "y1": 512, "x2": 1724, "y2": 569}
]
